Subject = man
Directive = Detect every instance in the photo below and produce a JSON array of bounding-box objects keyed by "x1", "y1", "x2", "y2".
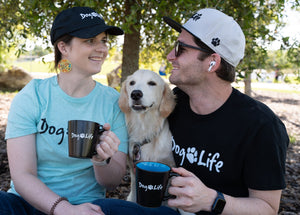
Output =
[{"x1": 164, "y1": 8, "x2": 289, "y2": 215}]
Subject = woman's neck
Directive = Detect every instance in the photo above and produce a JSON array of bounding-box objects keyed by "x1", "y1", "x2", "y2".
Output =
[{"x1": 57, "y1": 73, "x2": 96, "y2": 98}]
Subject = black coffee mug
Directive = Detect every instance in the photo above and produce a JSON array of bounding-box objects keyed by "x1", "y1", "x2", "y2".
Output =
[
  {"x1": 135, "y1": 161, "x2": 178, "y2": 207},
  {"x1": 68, "y1": 120, "x2": 105, "y2": 158}
]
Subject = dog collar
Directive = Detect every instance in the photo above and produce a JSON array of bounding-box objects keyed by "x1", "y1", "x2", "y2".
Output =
[{"x1": 132, "y1": 138, "x2": 151, "y2": 164}]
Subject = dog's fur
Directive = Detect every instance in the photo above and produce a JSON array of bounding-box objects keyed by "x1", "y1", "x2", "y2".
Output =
[{"x1": 118, "y1": 69, "x2": 176, "y2": 202}]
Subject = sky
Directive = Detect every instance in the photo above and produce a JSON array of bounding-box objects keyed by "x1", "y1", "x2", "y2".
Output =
[{"x1": 269, "y1": 4, "x2": 300, "y2": 50}]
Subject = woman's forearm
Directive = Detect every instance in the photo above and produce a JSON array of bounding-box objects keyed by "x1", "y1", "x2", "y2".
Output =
[
  {"x1": 12, "y1": 171, "x2": 71, "y2": 214},
  {"x1": 7, "y1": 135, "x2": 71, "y2": 214},
  {"x1": 93, "y1": 151, "x2": 127, "y2": 190}
]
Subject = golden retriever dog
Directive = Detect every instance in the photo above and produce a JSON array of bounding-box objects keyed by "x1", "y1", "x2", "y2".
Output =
[{"x1": 118, "y1": 69, "x2": 176, "y2": 202}]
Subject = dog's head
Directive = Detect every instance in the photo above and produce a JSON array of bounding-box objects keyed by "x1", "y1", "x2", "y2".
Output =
[{"x1": 119, "y1": 69, "x2": 175, "y2": 118}]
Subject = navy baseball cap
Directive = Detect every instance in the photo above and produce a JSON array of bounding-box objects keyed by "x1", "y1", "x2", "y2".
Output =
[{"x1": 50, "y1": 7, "x2": 124, "y2": 45}]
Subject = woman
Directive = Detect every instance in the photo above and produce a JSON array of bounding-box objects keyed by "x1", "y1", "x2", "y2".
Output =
[{"x1": 0, "y1": 7, "x2": 128, "y2": 215}]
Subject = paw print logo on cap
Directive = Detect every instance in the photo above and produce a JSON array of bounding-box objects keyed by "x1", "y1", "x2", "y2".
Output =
[
  {"x1": 191, "y1": 13, "x2": 202, "y2": 21},
  {"x1": 211, "y1": 38, "x2": 220, "y2": 46}
]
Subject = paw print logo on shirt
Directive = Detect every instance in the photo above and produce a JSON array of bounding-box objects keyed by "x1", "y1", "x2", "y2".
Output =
[
  {"x1": 186, "y1": 147, "x2": 198, "y2": 163},
  {"x1": 211, "y1": 38, "x2": 220, "y2": 47}
]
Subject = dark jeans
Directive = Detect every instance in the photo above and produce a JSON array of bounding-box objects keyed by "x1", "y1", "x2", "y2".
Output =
[
  {"x1": 0, "y1": 191, "x2": 180, "y2": 215},
  {"x1": 0, "y1": 192, "x2": 45, "y2": 215},
  {"x1": 94, "y1": 198, "x2": 180, "y2": 215}
]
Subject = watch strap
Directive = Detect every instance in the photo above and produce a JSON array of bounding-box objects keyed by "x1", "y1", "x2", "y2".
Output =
[
  {"x1": 211, "y1": 191, "x2": 226, "y2": 214},
  {"x1": 91, "y1": 157, "x2": 111, "y2": 166}
]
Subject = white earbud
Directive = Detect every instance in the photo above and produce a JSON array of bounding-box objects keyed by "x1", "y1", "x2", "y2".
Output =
[{"x1": 208, "y1": 61, "x2": 216, "y2": 71}]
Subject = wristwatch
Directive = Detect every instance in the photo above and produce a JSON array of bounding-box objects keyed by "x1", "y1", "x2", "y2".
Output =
[
  {"x1": 211, "y1": 191, "x2": 226, "y2": 214},
  {"x1": 91, "y1": 157, "x2": 111, "y2": 166}
]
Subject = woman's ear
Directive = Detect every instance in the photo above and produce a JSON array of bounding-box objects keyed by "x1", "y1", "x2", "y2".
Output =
[{"x1": 57, "y1": 41, "x2": 68, "y2": 55}]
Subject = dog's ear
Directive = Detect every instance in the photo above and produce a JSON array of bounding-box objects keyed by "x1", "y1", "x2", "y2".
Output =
[
  {"x1": 118, "y1": 80, "x2": 131, "y2": 113},
  {"x1": 159, "y1": 83, "x2": 176, "y2": 118}
]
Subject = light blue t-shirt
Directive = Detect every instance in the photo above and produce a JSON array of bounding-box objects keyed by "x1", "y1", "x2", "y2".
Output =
[{"x1": 5, "y1": 76, "x2": 128, "y2": 204}]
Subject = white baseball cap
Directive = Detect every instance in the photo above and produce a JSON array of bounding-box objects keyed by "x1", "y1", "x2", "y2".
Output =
[{"x1": 163, "y1": 8, "x2": 245, "y2": 67}]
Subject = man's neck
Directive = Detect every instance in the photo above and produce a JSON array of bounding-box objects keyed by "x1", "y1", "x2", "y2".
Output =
[{"x1": 186, "y1": 83, "x2": 232, "y2": 115}]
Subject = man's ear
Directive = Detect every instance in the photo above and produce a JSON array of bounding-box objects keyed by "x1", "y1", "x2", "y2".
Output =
[
  {"x1": 208, "y1": 61, "x2": 216, "y2": 72},
  {"x1": 208, "y1": 53, "x2": 221, "y2": 72}
]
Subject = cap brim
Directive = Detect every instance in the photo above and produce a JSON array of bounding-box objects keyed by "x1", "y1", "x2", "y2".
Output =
[
  {"x1": 106, "y1": 26, "x2": 124, "y2": 36},
  {"x1": 163, "y1": 16, "x2": 206, "y2": 48},
  {"x1": 69, "y1": 24, "x2": 123, "y2": 39},
  {"x1": 163, "y1": 16, "x2": 183, "y2": 33}
]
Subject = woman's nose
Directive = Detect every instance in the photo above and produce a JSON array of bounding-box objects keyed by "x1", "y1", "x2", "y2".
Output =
[{"x1": 94, "y1": 41, "x2": 108, "y2": 51}]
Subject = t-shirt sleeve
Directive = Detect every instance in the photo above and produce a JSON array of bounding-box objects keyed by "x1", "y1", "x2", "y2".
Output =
[
  {"x1": 5, "y1": 80, "x2": 40, "y2": 139},
  {"x1": 244, "y1": 117, "x2": 289, "y2": 190}
]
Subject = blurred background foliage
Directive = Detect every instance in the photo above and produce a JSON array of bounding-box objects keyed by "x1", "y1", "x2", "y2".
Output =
[{"x1": 0, "y1": 0, "x2": 299, "y2": 88}]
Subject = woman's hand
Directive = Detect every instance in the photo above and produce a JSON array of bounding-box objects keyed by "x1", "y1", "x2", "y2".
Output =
[
  {"x1": 91, "y1": 123, "x2": 127, "y2": 189},
  {"x1": 95, "y1": 123, "x2": 120, "y2": 160},
  {"x1": 55, "y1": 201, "x2": 105, "y2": 215}
]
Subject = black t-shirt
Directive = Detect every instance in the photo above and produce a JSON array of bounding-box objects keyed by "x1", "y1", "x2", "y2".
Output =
[{"x1": 168, "y1": 87, "x2": 288, "y2": 214}]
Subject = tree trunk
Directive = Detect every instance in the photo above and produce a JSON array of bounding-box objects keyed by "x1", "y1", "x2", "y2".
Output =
[
  {"x1": 244, "y1": 72, "x2": 252, "y2": 97},
  {"x1": 121, "y1": 0, "x2": 141, "y2": 82}
]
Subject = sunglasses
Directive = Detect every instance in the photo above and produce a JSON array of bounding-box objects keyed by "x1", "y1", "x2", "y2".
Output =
[{"x1": 174, "y1": 41, "x2": 209, "y2": 57}]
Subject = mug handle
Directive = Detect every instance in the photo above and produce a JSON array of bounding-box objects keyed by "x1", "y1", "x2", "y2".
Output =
[
  {"x1": 98, "y1": 124, "x2": 105, "y2": 134},
  {"x1": 91, "y1": 125, "x2": 106, "y2": 156},
  {"x1": 163, "y1": 171, "x2": 180, "y2": 201}
]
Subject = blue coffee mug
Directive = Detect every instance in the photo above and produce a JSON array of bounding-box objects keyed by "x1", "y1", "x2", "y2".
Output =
[
  {"x1": 136, "y1": 161, "x2": 178, "y2": 207},
  {"x1": 136, "y1": 161, "x2": 171, "y2": 172}
]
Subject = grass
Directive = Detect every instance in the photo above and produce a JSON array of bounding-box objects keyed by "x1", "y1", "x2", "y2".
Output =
[
  {"x1": 14, "y1": 59, "x2": 121, "y2": 76},
  {"x1": 0, "y1": 90, "x2": 18, "y2": 97},
  {"x1": 13, "y1": 60, "x2": 122, "y2": 86},
  {"x1": 251, "y1": 87, "x2": 300, "y2": 94},
  {"x1": 14, "y1": 61, "x2": 55, "y2": 74},
  {"x1": 12, "y1": 60, "x2": 300, "y2": 93},
  {"x1": 289, "y1": 135, "x2": 297, "y2": 144}
]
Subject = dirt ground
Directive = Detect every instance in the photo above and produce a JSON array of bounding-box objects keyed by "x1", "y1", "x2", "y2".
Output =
[{"x1": 0, "y1": 87, "x2": 299, "y2": 214}]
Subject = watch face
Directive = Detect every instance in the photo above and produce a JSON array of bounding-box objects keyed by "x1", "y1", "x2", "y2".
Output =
[{"x1": 214, "y1": 198, "x2": 226, "y2": 213}]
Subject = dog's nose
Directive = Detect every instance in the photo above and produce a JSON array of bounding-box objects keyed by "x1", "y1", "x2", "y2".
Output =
[{"x1": 131, "y1": 90, "x2": 143, "y2": 100}]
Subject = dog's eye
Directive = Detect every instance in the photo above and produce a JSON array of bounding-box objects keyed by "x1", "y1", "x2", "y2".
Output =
[
  {"x1": 148, "y1": 81, "x2": 156, "y2": 86},
  {"x1": 129, "y1": 81, "x2": 136, "y2": 86}
]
